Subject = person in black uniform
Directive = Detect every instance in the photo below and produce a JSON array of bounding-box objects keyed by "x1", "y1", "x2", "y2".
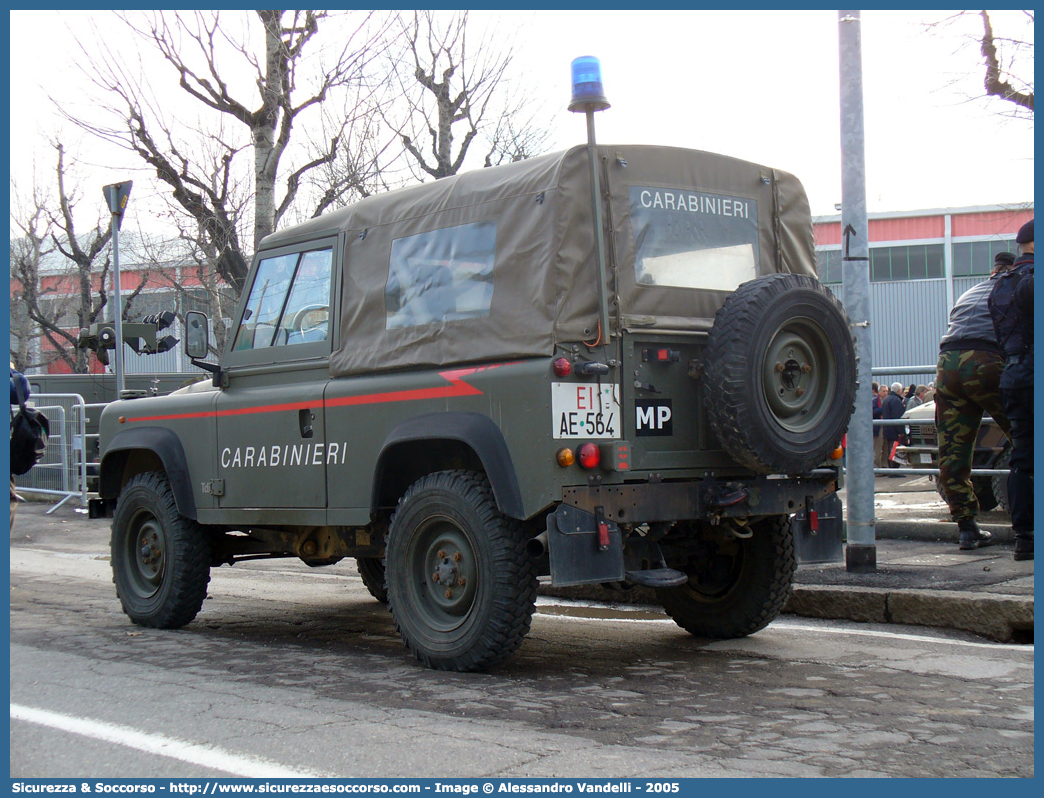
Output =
[
  {"x1": 989, "y1": 219, "x2": 1034, "y2": 561},
  {"x1": 10, "y1": 365, "x2": 31, "y2": 528}
]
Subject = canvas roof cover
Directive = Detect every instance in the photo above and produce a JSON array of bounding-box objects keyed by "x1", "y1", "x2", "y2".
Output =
[{"x1": 258, "y1": 144, "x2": 817, "y2": 378}]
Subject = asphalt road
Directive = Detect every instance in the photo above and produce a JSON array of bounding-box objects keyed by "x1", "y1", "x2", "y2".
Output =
[{"x1": 8, "y1": 503, "x2": 1035, "y2": 779}]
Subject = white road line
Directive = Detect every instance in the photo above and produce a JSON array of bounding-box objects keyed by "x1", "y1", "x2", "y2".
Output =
[
  {"x1": 10, "y1": 704, "x2": 333, "y2": 778},
  {"x1": 774, "y1": 620, "x2": 1033, "y2": 651}
]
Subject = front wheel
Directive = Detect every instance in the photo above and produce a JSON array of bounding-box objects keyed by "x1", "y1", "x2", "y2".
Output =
[
  {"x1": 356, "y1": 557, "x2": 387, "y2": 603},
  {"x1": 385, "y1": 470, "x2": 537, "y2": 671},
  {"x1": 110, "y1": 472, "x2": 211, "y2": 628},
  {"x1": 657, "y1": 515, "x2": 795, "y2": 639}
]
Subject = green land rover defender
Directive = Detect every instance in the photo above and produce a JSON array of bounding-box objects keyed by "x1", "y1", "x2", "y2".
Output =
[{"x1": 92, "y1": 144, "x2": 857, "y2": 671}]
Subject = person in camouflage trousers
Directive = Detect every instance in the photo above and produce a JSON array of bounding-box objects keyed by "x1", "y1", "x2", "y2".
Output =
[
  {"x1": 935, "y1": 251, "x2": 1014, "y2": 549},
  {"x1": 936, "y1": 350, "x2": 1011, "y2": 520}
]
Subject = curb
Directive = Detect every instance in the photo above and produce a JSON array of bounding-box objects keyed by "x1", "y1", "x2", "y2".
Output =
[
  {"x1": 875, "y1": 520, "x2": 1017, "y2": 544},
  {"x1": 784, "y1": 585, "x2": 1033, "y2": 644},
  {"x1": 538, "y1": 583, "x2": 1034, "y2": 644}
]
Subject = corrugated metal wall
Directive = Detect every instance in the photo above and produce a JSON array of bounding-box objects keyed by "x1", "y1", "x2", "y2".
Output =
[{"x1": 864, "y1": 275, "x2": 989, "y2": 388}]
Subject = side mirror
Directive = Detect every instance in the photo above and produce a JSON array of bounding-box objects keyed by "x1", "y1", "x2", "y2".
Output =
[
  {"x1": 184, "y1": 311, "x2": 210, "y2": 360},
  {"x1": 184, "y1": 311, "x2": 221, "y2": 385}
]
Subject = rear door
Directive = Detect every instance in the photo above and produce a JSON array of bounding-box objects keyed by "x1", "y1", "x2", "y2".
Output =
[{"x1": 616, "y1": 178, "x2": 764, "y2": 473}]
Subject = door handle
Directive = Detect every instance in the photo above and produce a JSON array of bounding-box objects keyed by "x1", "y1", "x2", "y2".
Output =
[{"x1": 299, "y1": 408, "x2": 314, "y2": 438}]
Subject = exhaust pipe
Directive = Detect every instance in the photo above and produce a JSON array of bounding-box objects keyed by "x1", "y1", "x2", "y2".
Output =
[{"x1": 526, "y1": 531, "x2": 549, "y2": 558}]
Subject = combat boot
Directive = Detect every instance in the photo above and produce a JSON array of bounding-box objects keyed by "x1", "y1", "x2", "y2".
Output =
[
  {"x1": 958, "y1": 519, "x2": 992, "y2": 550},
  {"x1": 1013, "y1": 534, "x2": 1033, "y2": 561}
]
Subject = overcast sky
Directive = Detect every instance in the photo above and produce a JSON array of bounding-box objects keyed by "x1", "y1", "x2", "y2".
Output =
[{"x1": 8, "y1": 9, "x2": 1034, "y2": 236}]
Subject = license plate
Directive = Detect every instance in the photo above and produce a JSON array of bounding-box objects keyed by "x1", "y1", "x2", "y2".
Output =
[
  {"x1": 552, "y1": 382, "x2": 620, "y2": 439},
  {"x1": 919, "y1": 453, "x2": 933, "y2": 464}
]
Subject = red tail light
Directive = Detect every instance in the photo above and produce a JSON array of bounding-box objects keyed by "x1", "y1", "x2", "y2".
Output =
[
  {"x1": 577, "y1": 442, "x2": 600, "y2": 469},
  {"x1": 553, "y1": 357, "x2": 572, "y2": 377}
]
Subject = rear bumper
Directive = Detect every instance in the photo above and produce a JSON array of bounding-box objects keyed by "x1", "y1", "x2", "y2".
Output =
[{"x1": 561, "y1": 468, "x2": 840, "y2": 524}]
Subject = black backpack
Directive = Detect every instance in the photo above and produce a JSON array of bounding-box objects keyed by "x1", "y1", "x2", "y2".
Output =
[{"x1": 10, "y1": 376, "x2": 49, "y2": 476}]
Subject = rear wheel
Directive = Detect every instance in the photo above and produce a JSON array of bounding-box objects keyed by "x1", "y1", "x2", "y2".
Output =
[
  {"x1": 657, "y1": 515, "x2": 795, "y2": 639},
  {"x1": 110, "y1": 472, "x2": 211, "y2": 628},
  {"x1": 385, "y1": 470, "x2": 537, "y2": 671}
]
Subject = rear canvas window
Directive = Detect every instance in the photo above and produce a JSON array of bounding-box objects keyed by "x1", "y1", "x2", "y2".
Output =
[
  {"x1": 630, "y1": 187, "x2": 759, "y2": 292},
  {"x1": 385, "y1": 221, "x2": 497, "y2": 330}
]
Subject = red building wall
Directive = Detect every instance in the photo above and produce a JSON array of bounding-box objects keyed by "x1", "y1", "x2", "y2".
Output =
[{"x1": 814, "y1": 207, "x2": 1032, "y2": 247}]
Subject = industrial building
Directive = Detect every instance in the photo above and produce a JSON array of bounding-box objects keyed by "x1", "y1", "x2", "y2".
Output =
[{"x1": 813, "y1": 204, "x2": 1033, "y2": 387}]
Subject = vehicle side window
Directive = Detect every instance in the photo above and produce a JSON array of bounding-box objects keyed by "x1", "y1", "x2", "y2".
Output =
[
  {"x1": 384, "y1": 221, "x2": 496, "y2": 330},
  {"x1": 234, "y1": 248, "x2": 333, "y2": 351}
]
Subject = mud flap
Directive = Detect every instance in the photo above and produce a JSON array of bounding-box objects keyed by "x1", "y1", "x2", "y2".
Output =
[
  {"x1": 547, "y1": 504, "x2": 625, "y2": 586},
  {"x1": 791, "y1": 493, "x2": 844, "y2": 564}
]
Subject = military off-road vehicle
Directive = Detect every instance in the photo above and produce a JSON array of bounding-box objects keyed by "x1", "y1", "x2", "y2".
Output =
[{"x1": 92, "y1": 143, "x2": 857, "y2": 671}]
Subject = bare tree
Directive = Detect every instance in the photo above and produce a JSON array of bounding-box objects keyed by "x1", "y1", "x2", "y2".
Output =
[
  {"x1": 9, "y1": 187, "x2": 54, "y2": 371},
  {"x1": 979, "y1": 10, "x2": 1033, "y2": 112},
  {"x1": 67, "y1": 10, "x2": 392, "y2": 291},
  {"x1": 298, "y1": 83, "x2": 407, "y2": 219},
  {"x1": 483, "y1": 105, "x2": 553, "y2": 167},
  {"x1": 133, "y1": 224, "x2": 240, "y2": 356},
  {"x1": 10, "y1": 143, "x2": 152, "y2": 372},
  {"x1": 927, "y1": 11, "x2": 1034, "y2": 118},
  {"x1": 387, "y1": 11, "x2": 551, "y2": 181},
  {"x1": 10, "y1": 145, "x2": 130, "y2": 372}
]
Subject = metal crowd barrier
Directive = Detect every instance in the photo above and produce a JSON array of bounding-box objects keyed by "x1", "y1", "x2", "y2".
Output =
[
  {"x1": 863, "y1": 358, "x2": 1011, "y2": 478},
  {"x1": 12, "y1": 393, "x2": 89, "y2": 512}
]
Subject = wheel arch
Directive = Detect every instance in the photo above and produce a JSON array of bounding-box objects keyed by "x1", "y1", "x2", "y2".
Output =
[
  {"x1": 100, "y1": 427, "x2": 197, "y2": 520},
  {"x1": 371, "y1": 412, "x2": 525, "y2": 519}
]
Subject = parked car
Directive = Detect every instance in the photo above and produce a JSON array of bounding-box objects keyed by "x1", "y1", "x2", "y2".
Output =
[{"x1": 896, "y1": 400, "x2": 1010, "y2": 512}]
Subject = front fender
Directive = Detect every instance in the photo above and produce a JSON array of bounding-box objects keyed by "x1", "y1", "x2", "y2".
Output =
[{"x1": 100, "y1": 426, "x2": 197, "y2": 520}]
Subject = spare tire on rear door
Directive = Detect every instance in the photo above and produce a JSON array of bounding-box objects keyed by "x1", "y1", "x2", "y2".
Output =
[{"x1": 702, "y1": 273, "x2": 856, "y2": 474}]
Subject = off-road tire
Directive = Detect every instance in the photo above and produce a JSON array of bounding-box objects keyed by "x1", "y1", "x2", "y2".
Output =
[
  {"x1": 385, "y1": 470, "x2": 537, "y2": 672},
  {"x1": 990, "y1": 447, "x2": 1011, "y2": 514},
  {"x1": 973, "y1": 479, "x2": 999, "y2": 513},
  {"x1": 657, "y1": 515, "x2": 795, "y2": 639},
  {"x1": 356, "y1": 557, "x2": 387, "y2": 603},
  {"x1": 703, "y1": 273, "x2": 856, "y2": 474},
  {"x1": 110, "y1": 471, "x2": 211, "y2": 628}
]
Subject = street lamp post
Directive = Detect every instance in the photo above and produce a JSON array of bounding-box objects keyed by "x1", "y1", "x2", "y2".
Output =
[{"x1": 102, "y1": 182, "x2": 132, "y2": 398}]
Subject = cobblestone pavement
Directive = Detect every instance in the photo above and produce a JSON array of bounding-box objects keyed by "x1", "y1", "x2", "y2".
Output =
[{"x1": 9, "y1": 505, "x2": 1034, "y2": 779}]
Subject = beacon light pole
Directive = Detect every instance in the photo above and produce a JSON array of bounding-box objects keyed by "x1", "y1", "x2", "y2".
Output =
[{"x1": 568, "y1": 56, "x2": 612, "y2": 346}]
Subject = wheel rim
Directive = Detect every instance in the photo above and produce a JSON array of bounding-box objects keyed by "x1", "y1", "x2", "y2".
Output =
[
  {"x1": 681, "y1": 535, "x2": 746, "y2": 603},
  {"x1": 761, "y1": 317, "x2": 836, "y2": 434},
  {"x1": 404, "y1": 514, "x2": 478, "y2": 632},
  {"x1": 124, "y1": 511, "x2": 167, "y2": 600}
]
